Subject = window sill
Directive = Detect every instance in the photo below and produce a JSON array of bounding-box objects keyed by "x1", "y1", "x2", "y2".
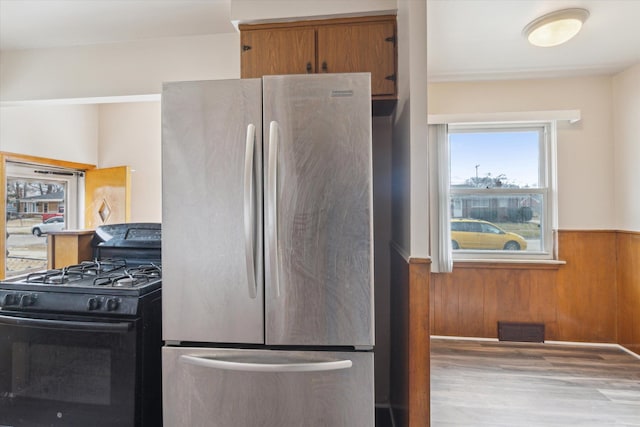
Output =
[{"x1": 453, "y1": 259, "x2": 566, "y2": 270}]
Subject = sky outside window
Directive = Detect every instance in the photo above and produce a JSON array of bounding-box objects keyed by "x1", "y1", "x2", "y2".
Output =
[{"x1": 450, "y1": 130, "x2": 539, "y2": 188}]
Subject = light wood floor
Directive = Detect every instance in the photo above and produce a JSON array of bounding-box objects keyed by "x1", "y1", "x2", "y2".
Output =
[{"x1": 430, "y1": 338, "x2": 640, "y2": 427}]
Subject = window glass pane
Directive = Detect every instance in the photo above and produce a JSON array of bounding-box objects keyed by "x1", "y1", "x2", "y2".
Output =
[
  {"x1": 450, "y1": 130, "x2": 540, "y2": 188},
  {"x1": 6, "y1": 178, "x2": 67, "y2": 277},
  {"x1": 450, "y1": 194, "x2": 543, "y2": 252}
]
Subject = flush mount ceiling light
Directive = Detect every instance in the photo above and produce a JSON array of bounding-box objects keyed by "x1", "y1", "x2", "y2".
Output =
[{"x1": 523, "y1": 8, "x2": 590, "y2": 47}]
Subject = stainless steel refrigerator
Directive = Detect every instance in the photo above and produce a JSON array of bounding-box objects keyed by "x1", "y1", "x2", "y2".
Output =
[{"x1": 161, "y1": 73, "x2": 374, "y2": 426}]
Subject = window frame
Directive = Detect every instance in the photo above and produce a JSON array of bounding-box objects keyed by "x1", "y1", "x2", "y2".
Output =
[{"x1": 446, "y1": 121, "x2": 558, "y2": 262}]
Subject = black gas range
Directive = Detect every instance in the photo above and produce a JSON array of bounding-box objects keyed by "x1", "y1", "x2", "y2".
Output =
[
  {"x1": 0, "y1": 223, "x2": 163, "y2": 427},
  {"x1": 1, "y1": 259, "x2": 161, "y2": 317}
]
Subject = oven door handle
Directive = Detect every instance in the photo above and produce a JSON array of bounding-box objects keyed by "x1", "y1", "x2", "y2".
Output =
[{"x1": 0, "y1": 314, "x2": 133, "y2": 333}]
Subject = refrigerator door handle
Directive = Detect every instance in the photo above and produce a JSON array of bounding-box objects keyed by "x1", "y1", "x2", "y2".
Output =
[
  {"x1": 180, "y1": 354, "x2": 352, "y2": 372},
  {"x1": 243, "y1": 123, "x2": 258, "y2": 299},
  {"x1": 267, "y1": 120, "x2": 280, "y2": 297}
]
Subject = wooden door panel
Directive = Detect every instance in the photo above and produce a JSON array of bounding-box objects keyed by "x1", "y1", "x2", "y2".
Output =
[
  {"x1": 318, "y1": 21, "x2": 396, "y2": 96},
  {"x1": 241, "y1": 28, "x2": 316, "y2": 78},
  {"x1": 84, "y1": 166, "x2": 130, "y2": 229}
]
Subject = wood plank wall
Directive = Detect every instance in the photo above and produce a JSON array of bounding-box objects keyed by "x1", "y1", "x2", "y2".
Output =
[
  {"x1": 387, "y1": 230, "x2": 637, "y2": 427},
  {"x1": 617, "y1": 231, "x2": 640, "y2": 354},
  {"x1": 389, "y1": 246, "x2": 430, "y2": 427},
  {"x1": 431, "y1": 230, "x2": 639, "y2": 352}
]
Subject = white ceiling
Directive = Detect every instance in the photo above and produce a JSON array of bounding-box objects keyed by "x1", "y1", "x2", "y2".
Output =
[
  {"x1": 1, "y1": 0, "x2": 639, "y2": 82},
  {"x1": 0, "y1": 0, "x2": 236, "y2": 50},
  {"x1": 427, "y1": 0, "x2": 640, "y2": 81}
]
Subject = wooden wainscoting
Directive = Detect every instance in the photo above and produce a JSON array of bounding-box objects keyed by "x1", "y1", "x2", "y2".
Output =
[
  {"x1": 617, "y1": 231, "x2": 640, "y2": 355},
  {"x1": 389, "y1": 245, "x2": 430, "y2": 427},
  {"x1": 555, "y1": 230, "x2": 618, "y2": 342},
  {"x1": 430, "y1": 230, "x2": 619, "y2": 343}
]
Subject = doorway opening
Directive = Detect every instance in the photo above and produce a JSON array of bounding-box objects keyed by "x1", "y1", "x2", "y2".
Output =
[{"x1": 5, "y1": 162, "x2": 83, "y2": 277}]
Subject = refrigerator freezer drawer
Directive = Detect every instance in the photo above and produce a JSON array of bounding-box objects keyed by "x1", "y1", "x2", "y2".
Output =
[{"x1": 162, "y1": 347, "x2": 374, "y2": 427}]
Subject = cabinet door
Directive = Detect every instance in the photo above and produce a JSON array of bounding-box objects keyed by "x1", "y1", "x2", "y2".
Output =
[
  {"x1": 241, "y1": 27, "x2": 316, "y2": 78},
  {"x1": 317, "y1": 21, "x2": 396, "y2": 96}
]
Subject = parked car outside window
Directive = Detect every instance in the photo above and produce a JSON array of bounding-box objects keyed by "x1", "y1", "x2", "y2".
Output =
[
  {"x1": 32, "y1": 216, "x2": 65, "y2": 237},
  {"x1": 451, "y1": 218, "x2": 527, "y2": 251}
]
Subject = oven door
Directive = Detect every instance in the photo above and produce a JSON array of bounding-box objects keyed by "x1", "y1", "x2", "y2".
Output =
[{"x1": 0, "y1": 311, "x2": 139, "y2": 427}]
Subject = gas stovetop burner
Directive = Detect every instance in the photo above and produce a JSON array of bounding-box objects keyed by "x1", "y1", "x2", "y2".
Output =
[
  {"x1": 25, "y1": 259, "x2": 129, "y2": 285},
  {"x1": 21, "y1": 260, "x2": 161, "y2": 290},
  {"x1": 68, "y1": 259, "x2": 128, "y2": 275},
  {"x1": 27, "y1": 269, "x2": 89, "y2": 285},
  {"x1": 93, "y1": 264, "x2": 162, "y2": 288}
]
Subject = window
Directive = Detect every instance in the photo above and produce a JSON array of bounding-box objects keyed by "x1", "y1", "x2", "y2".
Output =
[
  {"x1": 5, "y1": 162, "x2": 82, "y2": 277},
  {"x1": 429, "y1": 120, "x2": 559, "y2": 269}
]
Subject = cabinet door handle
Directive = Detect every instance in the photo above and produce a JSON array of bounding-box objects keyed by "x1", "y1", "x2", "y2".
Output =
[
  {"x1": 306, "y1": 62, "x2": 312, "y2": 73},
  {"x1": 321, "y1": 61, "x2": 328, "y2": 73}
]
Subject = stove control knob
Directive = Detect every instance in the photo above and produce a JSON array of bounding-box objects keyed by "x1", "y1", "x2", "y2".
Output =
[
  {"x1": 106, "y1": 298, "x2": 120, "y2": 311},
  {"x1": 87, "y1": 297, "x2": 101, "y2": 311},
  {"x1": 2, "y1": 293, "x2": 16, "y2": 306},
  {"x1": 20, "y1": 294, "x2": 36, "y2": 307}
]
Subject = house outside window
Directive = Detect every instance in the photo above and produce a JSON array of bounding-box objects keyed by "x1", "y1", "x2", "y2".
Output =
[{"x1": 5, "y1": 163, "x2": 79, "y2": 277}]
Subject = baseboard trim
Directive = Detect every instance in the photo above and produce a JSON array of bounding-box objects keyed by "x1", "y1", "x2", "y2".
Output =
[
  {"x1": 547, "y1": 340, "x2": 640, "y2": 359},
  {"x1": 618, "y1": 346, "x2": 640, "y2": 360},
  {"x1": 431, "y1": 335, "x2": 640, "y2": 360},
  {"x1": 431, "y1": 335, "x2": 498, "y2": 342}
]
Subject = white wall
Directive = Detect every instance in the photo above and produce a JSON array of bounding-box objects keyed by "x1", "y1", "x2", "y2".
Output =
[
  {"x1": 0, "y1": 33, "x2": 240, "y2": 102},
  {"x1": 392, "y1": 0, "x2": 428, "y2": 258},
  {"x1": 612, "y1": 64, "x2": 640, "y2": 233},
  {"x1": 1, "y1": 32, "x2": 241, "y2": 222},
  {"x1": 98, "y1": 102, "x2": 162, "y2": 223},
  {"x1": 428, "y1": 75, "x2": 616, "y2": 230},
  {"x1": 0, "y1": 104, "x2": 98, "y2": 165}
]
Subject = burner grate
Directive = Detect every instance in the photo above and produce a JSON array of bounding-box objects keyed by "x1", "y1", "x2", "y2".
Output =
[
  {"x1": 25, "y1": 259, "x2": 129, "y2": 285},
  {"x1": 93, "y1": 264, "x2": 162, "y2": 288},
  {"x1": 26, "y1": 269, "x2": 87, "y2": 284},
  {"x1": 67, "y1": 259, "x2": 128, "y2": 274}
]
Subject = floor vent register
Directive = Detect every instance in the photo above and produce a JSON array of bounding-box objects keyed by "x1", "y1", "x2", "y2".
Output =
[{"x1": 497, "y1": 321, "x2": 545, "y2": 342}]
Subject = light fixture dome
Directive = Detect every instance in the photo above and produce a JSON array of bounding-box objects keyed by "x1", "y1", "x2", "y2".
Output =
[{"x1": 523, "y1": 8, "x2": 590, "y2": 47}]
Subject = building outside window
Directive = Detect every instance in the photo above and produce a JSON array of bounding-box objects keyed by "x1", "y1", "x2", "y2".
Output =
[
  {"x1": 429, "y1": 119, "x2": 560, "y2": 270},
  {"x1": 448, "y1": 122, "x2": 554, "y2": 258}
]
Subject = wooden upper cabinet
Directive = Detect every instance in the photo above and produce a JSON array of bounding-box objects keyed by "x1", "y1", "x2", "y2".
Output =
[
  {"x1": 317, "y1": 21, "x2": 396, "y2": 97},
  {"x1": 241, "y1": 27, "x2": 315, "y2": 78},
  {"x1": 239, "y1": 16, "x2": 397, "y2": 102}
]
